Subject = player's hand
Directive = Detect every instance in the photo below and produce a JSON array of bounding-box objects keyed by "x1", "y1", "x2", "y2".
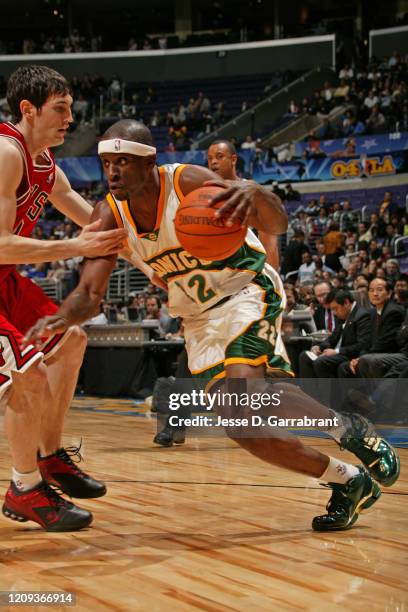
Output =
[
  {"x1": 21, "y1": 315, "x2": 70, "y2": 349},
  {"x1": 350, "y1": 358, "x2": 359, "y2": 374},
  {"x1": 75, "y1": 219, "x2": 128, "y2": 257},
  {"x1": 205, "y1": 179, "x2": 258, "y2": 227}
]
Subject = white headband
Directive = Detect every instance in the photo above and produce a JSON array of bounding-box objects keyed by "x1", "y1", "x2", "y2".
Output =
[{"x1": 98, "y1": 138, "x2": 156, "y2": 156}]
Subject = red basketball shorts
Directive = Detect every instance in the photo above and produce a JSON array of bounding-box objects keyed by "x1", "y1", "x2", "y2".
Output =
[{"x1": 0, "y1": 269, "x2": 71, "y2": 400}]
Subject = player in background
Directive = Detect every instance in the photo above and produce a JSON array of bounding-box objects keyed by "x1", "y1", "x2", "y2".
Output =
[
  {"x1": 207, "y1": 139, "x2": 280, "y2": 270},
  {"x1": 154, "y1": 139, "x2": 282, "y2": 447},
  {"x1": 0, "y1": 65, "x2": 127, "y2": 531},
  {"x1": 25, "y1": 120, "x2": 399, "y2": 532}
]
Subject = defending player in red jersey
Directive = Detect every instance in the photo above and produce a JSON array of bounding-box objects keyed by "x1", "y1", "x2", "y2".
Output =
[{"x1": 0, "y1": 65, "x2": 127, "y2": 531}]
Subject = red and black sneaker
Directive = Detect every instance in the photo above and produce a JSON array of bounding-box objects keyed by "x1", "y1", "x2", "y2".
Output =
[
  {"x1": 2, "y1": 481, "x2": 93, "y2": 532},
  {"x1": 38, "y1": 445, "x2": 107, "y2": 499}
]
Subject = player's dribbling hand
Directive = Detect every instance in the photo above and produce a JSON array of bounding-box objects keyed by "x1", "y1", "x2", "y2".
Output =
[
  {"x1": 21, "y1": 315, "x2": 70, "y2": 349},
  {"x1": 204, "y1": 179, "x2": 258, "y2": 227},
  {"x1": 76, "y1": 219, "x2": 128, "y2": 257}
]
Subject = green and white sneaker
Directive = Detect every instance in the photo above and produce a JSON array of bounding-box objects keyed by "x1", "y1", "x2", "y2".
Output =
[
  {"x1": 340, "y1": 413, "x2": 400, "y2": 487},
  {"x1": 312, "y1": 466, "x2": 381, "y2": 532}
]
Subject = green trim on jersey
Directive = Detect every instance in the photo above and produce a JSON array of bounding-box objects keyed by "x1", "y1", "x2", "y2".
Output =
[
  {"x1": 195, "y1": 273, "x2": 293, "y2": 381},
  {"x1": 146, "y1": 241, "x2": 266, "y2": 283}
]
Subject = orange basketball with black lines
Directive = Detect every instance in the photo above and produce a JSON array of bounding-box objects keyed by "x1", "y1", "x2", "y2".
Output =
[{"x1": 174, "y1": 186, "x2": 246, "y2": 260}]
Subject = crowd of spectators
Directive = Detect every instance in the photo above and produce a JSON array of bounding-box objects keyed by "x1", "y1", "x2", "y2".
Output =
[
  {"x1": 280, "y1": 188, "x2": 408, "y2": 385},
  {"x1": 298, "y1": 52, "x2": 408, "y2": 148}
]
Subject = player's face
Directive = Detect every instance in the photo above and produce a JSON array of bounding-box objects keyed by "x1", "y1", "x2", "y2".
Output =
[
  {"x1": 100, "y1": 153, "x2": 153, "y2": 200},
  {"x1": 207, "y1": 144, "x2": 237, "y2": 180},
  {"x1": 34, "y1": 94, "x2": 73, "y2": 147}
]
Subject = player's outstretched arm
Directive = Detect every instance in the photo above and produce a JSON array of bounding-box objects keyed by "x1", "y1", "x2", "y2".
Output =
[
  {"x1": 0, "y1": 142, "x2": 127, "y2": 264},
  {"x1": 22, "y1": 200, "x2": 120, "y2": 346},
  {"x1": 179, "y1": 164, "x2": 287, "y2": 235}
]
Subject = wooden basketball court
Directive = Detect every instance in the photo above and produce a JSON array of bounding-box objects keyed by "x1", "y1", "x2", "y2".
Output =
[{"x1": 0, "y1": 397, "x2": 407, "y2": 611}]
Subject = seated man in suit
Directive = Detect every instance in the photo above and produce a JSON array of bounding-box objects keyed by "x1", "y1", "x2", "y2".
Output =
[
  {"x1": 299, "y1": 289, "x2": 371, "y2": 378},
  {"x1": 338, "y1": 278, "x2": 405, "y2": 377},
  {"x1": 313, "y1": 280, "x2": 336, "y2": 331}
]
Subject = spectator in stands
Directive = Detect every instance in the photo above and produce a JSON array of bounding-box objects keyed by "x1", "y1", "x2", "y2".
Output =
[
  {"x1": 129, "y1": 293, "x2": 147, "y2": 321},
  {"x1": 379, "y1": 191, "x2": 401, "y2": 216},
  {"x1": 47, "y1": 261, "x2": 67, "y2": 282},
  {"x1": 354, "y1": 273, "x2": 369, "y2": 292},
  {"x1": 364, "y1": 89, "x2": 380, "y2": 110},
  {"x1": 356, "y1": 222, "x2": 372, "y2": 249},
  {"x1": 195, "y1": 91, "x2": 211, "y2": 114},
  {"x1": 108, "y1": 76, "x2": 122, "y2": 99},
  {"x1": 149, "y1": 110, "x2": 162, "y2": 127},
  {"x1": 298, "y1": 282, "x2": 316, "y2": 307},
  {"x1": 394, "y1": 275, "x2": 408, "y2": 308},
  {"x1": 73, "y1": 94, "x2": 88, "y2": 123},
  {"x1": 338, "y1": 278, "x2": 405, "y2": 377},
  {"x1": 313, "y1": 281, "x2": 335, "y2": 332},
  {"x1": 284, "y1": 284, "x2": 306, "y2": 314},
  {"x1": 312, "y1": 207, "x2": 330, "y2": 236},
  {"x1": 272, "y1": 181, "x2": 286, "y2": 201},
  {"x1": 384, "y1": 259, "x2": 401, "y2": 285},
  {"x1": 299, "y1": 289, "x2": 371, "y2": 378},
  {"x1": 287, "y1": 100, "x2": 300, "y2": 116},
  {"x1": 368, "y1": 238, "x2": 382, "y2": 260},
  {"x1": 303, "y1": 199, "x2": 319, "y2": 216},
  {"x1": 285, "y1": 184, "x2": 301, "y2": 201},
  {"x1": 340, "y1": 243, "x2": 356, "y2": 270},
  {"x1": 323, "y1": 221, "x2": 343, "y2": 255},
  {"x1": 128, "y1": 38, "x2": 138, "y2": 50},
  {"x1": 281, "y1": 229, "x2": 310, "y2": 278},
  {"x1": 333, "y1": 79, "x2": 350, "y2": 100},
  {"x1": 383, "y1": 224, "x2": 401, "y2": 249},
  {"x1": 241, "y1": 135, "x2": 256, "y2": 150},
  {"x1": 321, "y1": 81, "x2": 334, "y2": 102},
  {"x1": 106, "y1": 97, "x2": 122, "y2": 116},
  {"x1": 366, "y1": 104, "x2": 386, "y2": 132},
  {"x1": 298, "y1": 251, "x2": 316, "y2": 283},
  {"x1": 339, "y1": 65, "x2": 354, "y2": 80}
]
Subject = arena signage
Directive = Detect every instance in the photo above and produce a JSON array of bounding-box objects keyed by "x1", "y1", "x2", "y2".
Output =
[{"x1": 330, "y1": 155, "x2": 396, "y2": 179}]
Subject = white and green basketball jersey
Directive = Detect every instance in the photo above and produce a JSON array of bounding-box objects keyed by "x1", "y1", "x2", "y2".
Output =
[{"x1": 106, "y1": 163, "x2": 284, "y2": 318}]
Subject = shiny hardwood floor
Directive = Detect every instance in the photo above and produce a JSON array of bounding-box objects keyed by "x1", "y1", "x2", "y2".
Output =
[{"x1": 0, "y1": 397, "x2": 407, "y2": 611}]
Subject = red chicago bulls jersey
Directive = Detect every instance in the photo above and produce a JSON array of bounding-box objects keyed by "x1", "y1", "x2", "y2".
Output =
[{"x1": 0, "y1": 122, "x2": 56, "y2": 282}]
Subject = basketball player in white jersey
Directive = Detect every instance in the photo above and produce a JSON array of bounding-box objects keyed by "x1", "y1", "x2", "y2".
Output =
[
  {"x1": 155, "y1": 139, "x2": 283, "y2": 447},
  {"x1": 25, "y1": 120, "x2": 400, "y2": 531}
]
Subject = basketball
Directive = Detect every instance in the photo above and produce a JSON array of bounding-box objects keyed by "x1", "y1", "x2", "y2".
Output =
[{"x1": 174, "y1": 185, "x2": 246, "y2": 260}]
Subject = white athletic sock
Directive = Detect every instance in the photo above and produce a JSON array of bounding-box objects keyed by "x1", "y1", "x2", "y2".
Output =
[
  {"x1": 324, "y1": 409, "x2": 348, "y2": 443},
  {"x1": 12, "y1": 468, "x2": 42, "y2": 492},
  {"x1": 319, "y1": 457, "x2": 360, "y2": 485}
]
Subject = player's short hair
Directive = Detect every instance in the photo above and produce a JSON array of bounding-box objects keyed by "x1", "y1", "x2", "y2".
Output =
[
  {"x1": 209, "y1": 140, "x2": 237, "y2": 156},
  {"x1": 7, "y1": 64, "x2": 71, "y2": 122},
  {"x1": 324, "y1": 289, "x2": 353, "y2": 305},
  {"x1": 102, "y1": 119, "x2": 154, "y2": 146}
]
